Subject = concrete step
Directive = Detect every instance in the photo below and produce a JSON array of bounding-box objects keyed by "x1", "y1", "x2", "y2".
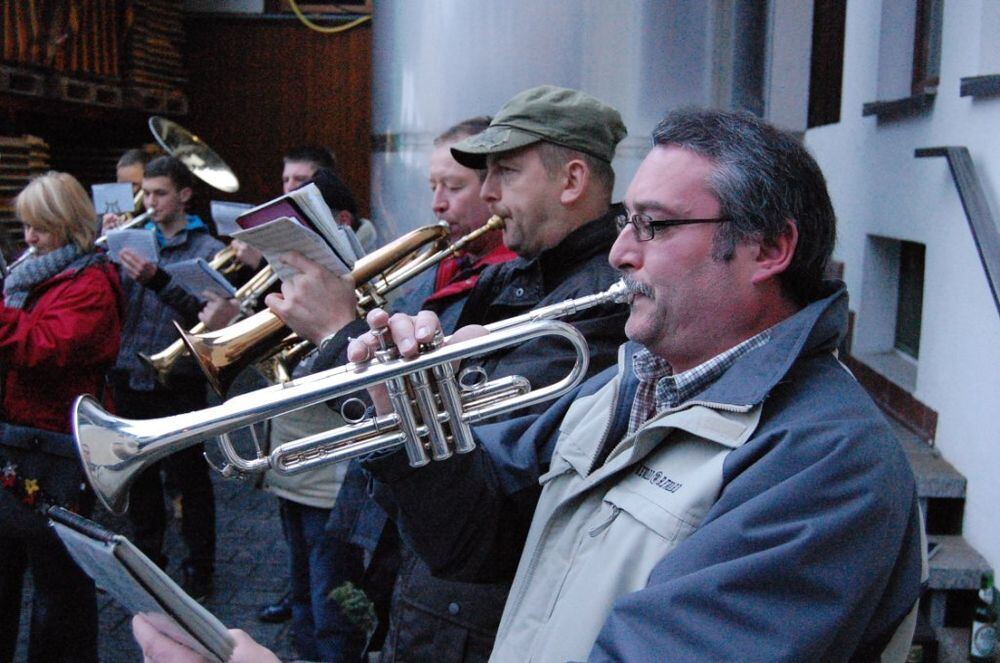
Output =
[
  {"x1": 928, "y1": 536, "x2": 992, "y2": 592},
  {"x1": 892, "y1": 420, "x2": 967, "y2": 501},
  {"x1": 924, "y1": 535, "x2": 993, "y2": 638}
]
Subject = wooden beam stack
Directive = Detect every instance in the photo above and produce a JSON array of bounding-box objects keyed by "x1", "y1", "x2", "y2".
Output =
[
  {"x1": 123, "y1": 0, "x2": 188, "y2": 114},
  {"x1": 1, "y1": 0, "x2": 187, "y2": 113},
  {"x1": 0, "y1": 135, "x2": 51, "y2": 258}
]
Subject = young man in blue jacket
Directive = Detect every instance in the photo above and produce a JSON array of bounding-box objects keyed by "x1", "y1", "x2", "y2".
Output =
[{"x1": 107, "y1": 155, "x2": 223, "y2": 602}]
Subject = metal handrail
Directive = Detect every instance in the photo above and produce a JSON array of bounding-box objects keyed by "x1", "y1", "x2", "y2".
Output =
[{"x1": 915, "y1": 146, "x2": 1000, "y2": 315}]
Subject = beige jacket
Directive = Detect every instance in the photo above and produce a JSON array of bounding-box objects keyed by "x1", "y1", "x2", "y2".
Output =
[{"x1": 491, "y1": 357, "x2": 761, "y2": 662}]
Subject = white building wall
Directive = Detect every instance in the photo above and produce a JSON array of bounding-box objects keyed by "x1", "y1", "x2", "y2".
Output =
[{"x1": 805, "y1": 0, "x2": 1000, "y2": 567}]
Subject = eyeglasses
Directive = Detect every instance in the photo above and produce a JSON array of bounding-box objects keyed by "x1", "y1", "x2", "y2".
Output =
[{"x1": 615, "y1": 213, "x2": 731, "y2": 242}]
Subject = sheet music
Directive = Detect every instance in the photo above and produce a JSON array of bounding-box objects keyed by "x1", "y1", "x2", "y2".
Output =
[
  {"x1": 164, "y1": 258, "x2": 236, "y2": 299},
  {"x1": 91, "y1": 182, "x2": 135, "y2": 216},
  {"x1": 49, "y1": 509, "x2": 233, "y2": 662},
  {"x1": 287, "y1": 184, "x2": 360, "y2": 267},
  {"x1": 231, "y1": 216, "x2": 351, "y2": 282},
  {"x1": 210, "y1": 200, "x2": 254, "y2": 237},
  {"x1": 105, "y1": 228, "x2": 159, "y2": 264},
  {"x1": 337, "y1": 223, "x2": 367, "y2": 259}
]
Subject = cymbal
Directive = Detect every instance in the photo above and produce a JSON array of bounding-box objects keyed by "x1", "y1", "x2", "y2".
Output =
[{"x1": 148, "y1": 116, "x2": 240, "y2": 193}]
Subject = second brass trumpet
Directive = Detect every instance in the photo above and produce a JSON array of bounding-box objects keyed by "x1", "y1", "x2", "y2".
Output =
[{"x1": 181, "y1": 216, "x2": 505, "y2": 396}]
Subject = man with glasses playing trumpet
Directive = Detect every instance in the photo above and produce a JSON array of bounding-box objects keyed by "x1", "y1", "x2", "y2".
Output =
[
  {"x1": 343, "y1": 109, "x2": 925, "y2": 662},
  {"x1": 135, "y1": 108, "x2": 925, "y2": 662}
]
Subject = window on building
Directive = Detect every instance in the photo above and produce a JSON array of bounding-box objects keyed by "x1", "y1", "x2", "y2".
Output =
[
  {"x1": 855, "y1": 236, "x2": 926, "y2": 390},
  {"x1": 808, "y1": 0, "x2": 847, "y2": 128},
  {"x1": 863, "y1": 0, "x2": 944, "y2": 118},
  {"x1": 911, "y1": 0, "x2": 944, "y2": 94},
  {"x1": 894, "y1": 241, "x2": 925, "y2": 358}
]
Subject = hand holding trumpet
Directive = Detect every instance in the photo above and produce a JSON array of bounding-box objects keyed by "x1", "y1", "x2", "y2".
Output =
[
  {"x1": 101, "y1": 212, "x2": 129, "y2": 234},
  {"x1": 347, "y1": 308, "x2": 489, "y2": 416}
]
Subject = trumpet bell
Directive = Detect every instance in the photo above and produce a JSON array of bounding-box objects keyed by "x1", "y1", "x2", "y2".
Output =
[{"x1": 73, "y1": 395, "x2": 151, "y2": 514}]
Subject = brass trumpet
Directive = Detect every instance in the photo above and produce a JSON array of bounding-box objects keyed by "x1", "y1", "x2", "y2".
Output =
[
  {"x1": 73, "y1": 280, "x2": 628, "y2": 514},
  {"x1": 137, "y1": 249, "x2": 276, "y2": 385},
  {"x1": 181, "y1": 216, "x2": 505, "y2": 396}
]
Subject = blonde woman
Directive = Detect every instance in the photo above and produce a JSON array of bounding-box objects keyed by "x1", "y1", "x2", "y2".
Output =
[{"x1": 0, "y1": 171, "x2": 122, "y2": 662}]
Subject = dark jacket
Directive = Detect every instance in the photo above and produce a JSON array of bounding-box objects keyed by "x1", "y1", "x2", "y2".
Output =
[
  {"x1": 342, "y1": 210, "x2": 629, "y2": 662},
  {"x1": 450, "y1": 210, "x2": 627, "y2": 392},
  {"x1": 366, "y1": 283, "x2": 925, "y2": 662},
  {"x1": 113, "y1": 216, "x2": 223, "y2": 391}
]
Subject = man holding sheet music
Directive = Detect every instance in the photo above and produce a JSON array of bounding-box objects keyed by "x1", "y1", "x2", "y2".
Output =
[
  {"x1": 103, "y1": 155, "x2": 223, "y2": 602},
  {"x1": 232, "y1": 169, "x2": 375, "y2": 661}
]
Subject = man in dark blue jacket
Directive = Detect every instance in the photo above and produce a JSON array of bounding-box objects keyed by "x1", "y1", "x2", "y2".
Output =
[
  {"x1": 348, "y1": 108, "x2": 925, "y2": 662},
  {"x1": 108, "y1": 155, "x2": 223, "y2": 602},
  {"x1": 136, "y1": 108, "x2": 925, "y2": 662}
]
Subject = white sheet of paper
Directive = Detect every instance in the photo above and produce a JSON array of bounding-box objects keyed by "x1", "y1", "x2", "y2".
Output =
[
  {"x1": 210, "y1": 200, "x2": 254, "y2": 237},
  {"x1": 92, "y1": 182, "x2": 135, "y2": 216},
  {"x1": 164, "y1": 258, "x2": 236, "y2": 299},
  {"x1": 231, "y1": 216, "x2": 350, "y2": 282},
  {"x1": 287, "y1": 184, "x2": 360, "y2": 266},
  {"x1": 105, "y1": 228, "x2": 159, "y2": 264}
]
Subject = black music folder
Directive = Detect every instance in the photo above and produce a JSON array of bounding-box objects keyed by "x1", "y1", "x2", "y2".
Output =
[{"x1": 47, "y1": 507, "x2": 234, "y2": 662}]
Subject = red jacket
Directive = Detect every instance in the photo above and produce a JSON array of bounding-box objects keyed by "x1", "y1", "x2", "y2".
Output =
[{"x1": 0, "y1": 261, "x2": 122, "y2": 433}]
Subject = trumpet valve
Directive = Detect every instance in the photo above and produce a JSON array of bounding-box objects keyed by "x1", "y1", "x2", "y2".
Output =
[{"x1": 371, "y1": 323, "x2": 430, "y2": 467}]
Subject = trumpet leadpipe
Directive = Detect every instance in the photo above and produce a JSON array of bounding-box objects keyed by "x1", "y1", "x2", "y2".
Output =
[{"x1": 95, "y1": 209, "x2": 154, "y2": 247}]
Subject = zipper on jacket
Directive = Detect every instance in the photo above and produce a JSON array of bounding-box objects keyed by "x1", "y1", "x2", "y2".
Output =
[
  {"x1": 586, "y1": 377, "x2": 622, "y2": 476},
  {"x1": 667, "y1": 399, "x2": 755, "y2": 414},
  {"x1": 588, "y1": 505, "x2": 622, "y2": 537}
]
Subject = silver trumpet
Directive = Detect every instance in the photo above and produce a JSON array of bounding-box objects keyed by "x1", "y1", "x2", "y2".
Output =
[
  {"x1": 5, "y1": 246, "x2": 37, "y2": 272},
  {"x1": 73, "y1": 281, "x2": 628, "y2": 514}
]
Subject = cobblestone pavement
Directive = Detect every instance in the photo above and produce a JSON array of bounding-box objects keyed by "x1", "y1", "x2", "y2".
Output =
[{"x1": 15, "y1": 462, "x2": 298, "y2": 662}]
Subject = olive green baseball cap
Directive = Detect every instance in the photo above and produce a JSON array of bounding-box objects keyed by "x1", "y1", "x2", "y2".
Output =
[{"x1": 451, "y1": 85, "x2": 627, "y2": 169}]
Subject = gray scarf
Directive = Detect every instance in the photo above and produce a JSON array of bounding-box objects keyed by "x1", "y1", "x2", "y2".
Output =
[{"x1": 3, "y1": 243, "x2": 92, "y2": 309}]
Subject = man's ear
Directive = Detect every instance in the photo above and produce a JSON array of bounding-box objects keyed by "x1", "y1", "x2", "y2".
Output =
[
  {"x1": 559, "y1": 159, "x2": 589, "y2": 205},
  {"x1": 750, "y1": 219, "x2": 798, "y2": 285},
  {"x1": 178, "y1": 186, "x2": 193, "y2": 205}
]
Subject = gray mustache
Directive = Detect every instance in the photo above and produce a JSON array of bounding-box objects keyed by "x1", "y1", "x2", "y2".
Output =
[{"x1": 621, "y1": 276, "x2": 653, "y2": 299}]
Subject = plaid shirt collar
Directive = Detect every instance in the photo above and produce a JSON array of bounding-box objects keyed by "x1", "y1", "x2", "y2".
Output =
[{"x1": 628, "y1": 330, "x2": 771, "y2": 434}]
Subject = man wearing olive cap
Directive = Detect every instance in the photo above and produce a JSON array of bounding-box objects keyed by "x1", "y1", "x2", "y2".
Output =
[
  {"x1": 347, "y1": 85, "x2": 632, "y2": 662},
  {"x1": 356, "y1": 85, "x2": 633, "y2": 661}
]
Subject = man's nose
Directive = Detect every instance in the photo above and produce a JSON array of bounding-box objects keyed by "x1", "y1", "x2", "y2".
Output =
[
  {"x1": 608, "y1": 223, "x2": 641, "y2": 271},
  {"x1": 480, "y1": 173, "x2": 499, "y2": 203},
  {"x1": 432, "y1": 188, "x2": 447, "y2": 213}
]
